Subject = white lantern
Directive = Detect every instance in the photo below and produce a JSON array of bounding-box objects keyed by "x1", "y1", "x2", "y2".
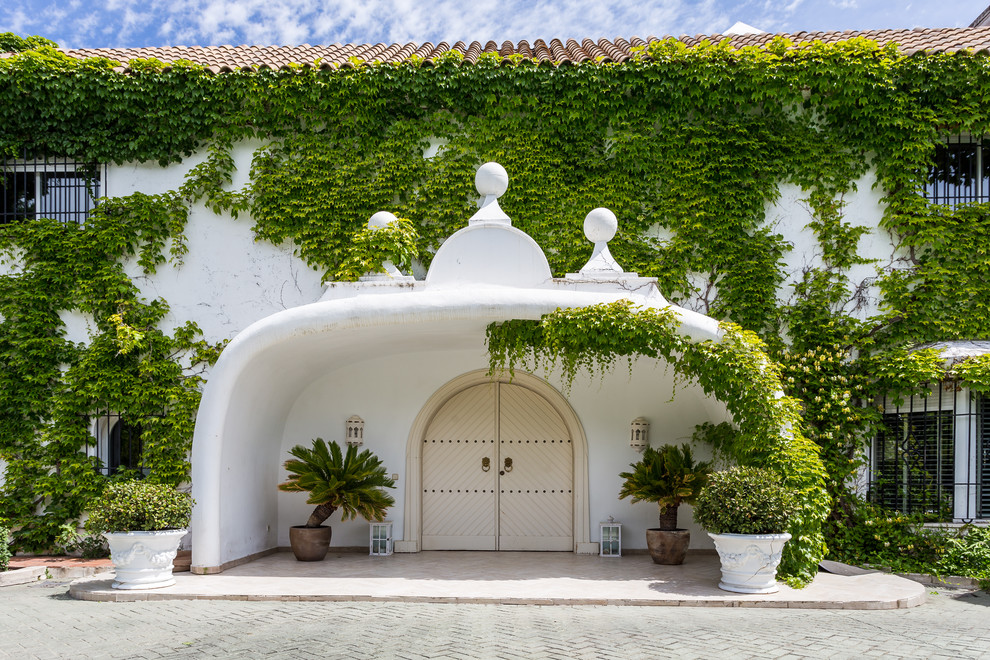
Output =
[
  {"x1": 346, "y1": 415, "x2": 365, "y2": 447},
  {"x1": 600, "y1": 516, "x2": 622, "y2": 557},
  {"x1": 369, "y1": 521, "x2": 393, "y2": 556},
  {"x1": 630, "y1": 417, "x2": 650, "y2": 452}
]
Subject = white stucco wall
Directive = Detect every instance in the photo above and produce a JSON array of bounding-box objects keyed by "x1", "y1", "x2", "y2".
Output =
[
  {"x1": 54, "y1": 140, "x2": 326, "y2": 346},
  {"x1": 2, "y1": 141, "x2": 900, "y2": 553},
  {"x1": 768, "y1": 174, "x2": 891, "y2": 319}
]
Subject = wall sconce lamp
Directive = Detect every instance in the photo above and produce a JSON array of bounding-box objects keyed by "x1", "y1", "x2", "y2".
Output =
[
  {"x1": 630, "y1": 417, "x2": 650, "y2": 452},
  {"x1": 346, "y1": 415, "x2": 365, "y2": 447}
]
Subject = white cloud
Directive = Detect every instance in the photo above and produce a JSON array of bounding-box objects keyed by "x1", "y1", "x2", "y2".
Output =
[{"x1": 0, "y1": 0, "x2": 986, "y2": 49}]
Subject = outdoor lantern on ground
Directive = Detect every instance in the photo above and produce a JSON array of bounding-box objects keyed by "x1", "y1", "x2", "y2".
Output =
[
  {"x1": 600, "y1": 516, "x2": 622, "y2": 557},
  {"x1": 370, "y1": 521, "x2": 393, "y2": 556},
  {"x1": 345, "y1": 415, "x2": 365, "y2": 447},
  {"x1": 630, "y1": 417, "x2": 650, "y2": 452}
]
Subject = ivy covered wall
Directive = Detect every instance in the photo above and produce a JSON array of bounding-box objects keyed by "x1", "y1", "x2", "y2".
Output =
[{"x1": 2, "y1": 37, "x2": 990, "y2": 570}]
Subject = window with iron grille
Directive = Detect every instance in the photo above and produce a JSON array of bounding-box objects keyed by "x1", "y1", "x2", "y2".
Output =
[
  {"x1": 1, "y1": 152, "x2": 105, "y2": 226},
  {"x1": 924, "y1": 135, "x2": 990, "y2": 206},
  {"x1": 869, "y1": 382, "x2": 989, "y2": 521},
  {"x1": 87, "y1": 410, "x2": 158, "y2": 477}
]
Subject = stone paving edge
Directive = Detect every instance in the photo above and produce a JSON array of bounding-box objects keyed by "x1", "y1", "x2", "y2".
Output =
[
  {"x1": 66, "y1": 575, "x2": 928, "y2": 609},
  {"x1": 0, "y1": 566, "x2": 48, "y2": 587}
]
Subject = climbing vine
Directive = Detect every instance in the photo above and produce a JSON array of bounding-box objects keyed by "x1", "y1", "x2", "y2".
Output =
[
  {"x1": 487, "y1": 301, "x2": 828, "y2": 583},
  {"x1": 0, "y1": 162, "x2": 224, "y2": 551},
  {"x1": 1, "y1": 35, "x2": 990, "y2": 560}
]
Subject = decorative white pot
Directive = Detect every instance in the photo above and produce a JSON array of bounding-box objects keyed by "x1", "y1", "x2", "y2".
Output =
[
  {"x1": 708, "y1": 532, "x2": 791, "y2": 594},
  {"x1": 105, "y1": 529, "x2": 186, "y2": 590}
]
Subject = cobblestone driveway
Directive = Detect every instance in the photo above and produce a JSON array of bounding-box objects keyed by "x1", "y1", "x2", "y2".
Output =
[{"x1": 1, "y1": 581, "x2": 987, "y2": 659}]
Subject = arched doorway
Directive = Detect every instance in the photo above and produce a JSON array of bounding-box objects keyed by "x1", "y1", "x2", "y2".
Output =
[
  {"x1": 402, "y1": 370, "x2": 590, "y2": 552},
  {"x1": 422, "y1": 381, "x2": 573, "y2": 550}
]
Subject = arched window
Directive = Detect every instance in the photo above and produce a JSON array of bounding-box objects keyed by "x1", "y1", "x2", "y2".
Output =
[{"x1": 104, "y1": 419, "x2": 144, "y2": 475}]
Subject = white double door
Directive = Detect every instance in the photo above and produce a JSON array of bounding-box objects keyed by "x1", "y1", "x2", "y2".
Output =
[{"x1": 422, "y1": 381, "x2": 574, "y2": 551}]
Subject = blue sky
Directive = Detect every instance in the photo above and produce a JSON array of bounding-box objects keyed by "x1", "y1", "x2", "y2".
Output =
[{"x1": 1, "y1": 0, "x2": 988, "y2": 50}]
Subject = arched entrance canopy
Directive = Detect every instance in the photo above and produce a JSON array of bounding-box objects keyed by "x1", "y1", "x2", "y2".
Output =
[
  {"x1": 190, "y1": 286, "x2": 720, "y2": 571},
  {"x1": 189, "y1": 163, "x2": 722, "y2": 573}
]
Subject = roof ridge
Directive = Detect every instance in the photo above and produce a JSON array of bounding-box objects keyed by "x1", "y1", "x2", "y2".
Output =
[{"x1": 39, "y1": 26, "x2": 990, "y2": 71}]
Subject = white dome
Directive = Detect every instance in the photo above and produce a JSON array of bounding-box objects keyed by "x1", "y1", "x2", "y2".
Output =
[{"x1": 426, "y1": 224, "x2": 552, "y2": 288}]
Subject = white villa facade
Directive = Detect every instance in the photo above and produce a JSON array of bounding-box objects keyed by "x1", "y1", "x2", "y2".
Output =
[{"x1": 4, "y1": 25, "x2": 990, "y2": 567}]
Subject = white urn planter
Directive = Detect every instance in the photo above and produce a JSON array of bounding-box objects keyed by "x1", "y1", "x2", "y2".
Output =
[
  {"x1": 105, "y1": 529, "x2": 186, "y2": 590},
  {"x1": 708, "y1": 532, "x2": 791, "y2": 594}
]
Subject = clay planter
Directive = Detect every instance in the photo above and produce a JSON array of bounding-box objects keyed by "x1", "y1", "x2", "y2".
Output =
[
  {"x1": 289, "y1": 525, "x2": 332, "y2": 561},
  {"x1": 105, "y1": 529, "x2": 186, "y2": 590},
  {"x1": 646, "y1": 528, "x2": 690, "y2": 565},
  {"x1": 708, "y1": 532, "x2": 791, "y2": 594}
]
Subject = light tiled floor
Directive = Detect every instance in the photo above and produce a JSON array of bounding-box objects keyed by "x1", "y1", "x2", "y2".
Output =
[{"x1": 69, "y1": 550, "x2": 927, "y2": 608}]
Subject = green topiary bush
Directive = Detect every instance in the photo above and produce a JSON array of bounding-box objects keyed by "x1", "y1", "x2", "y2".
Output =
[
  {"x1": 84, "y1": 481, "x2": 194, "y2": 533},
  {"x1": 693, "y1": 466, "x2": 797, "y2": 535},
  {"x1": 0, "y1": 525, "x2": 11, "y2": 572}
]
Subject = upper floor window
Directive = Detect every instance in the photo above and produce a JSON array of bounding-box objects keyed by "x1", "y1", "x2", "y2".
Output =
[
  {"x1": 1, "y1": 153, "x2": 105, "y2": 226},
  {"x1": 925, "y1": 135, "x2": 990, "y2": 207}
]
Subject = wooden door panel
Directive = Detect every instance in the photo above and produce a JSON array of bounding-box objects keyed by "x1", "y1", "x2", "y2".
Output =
[
  {"x1": 422, "y1": 384, "x2": 497, "y2": 550},
  {"x1": 498, "y1": 384, "x2": 573, "y2": 550}
]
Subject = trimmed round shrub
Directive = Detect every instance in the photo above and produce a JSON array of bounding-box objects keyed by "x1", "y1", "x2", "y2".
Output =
[
  {"x1": 0, "y1": 525, "x2": 11, "y2": 572},
  {"x1": 84, "y1": 482, "x2": 193, "y2": 533},
  {"x1": 693, "y1": 466, "x2": 796, "y2": 535}
]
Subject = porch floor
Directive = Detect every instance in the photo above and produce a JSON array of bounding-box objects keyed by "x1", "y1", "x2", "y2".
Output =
[{"x1": 68, "y1": 550, "x2": 926, "y2": 608}]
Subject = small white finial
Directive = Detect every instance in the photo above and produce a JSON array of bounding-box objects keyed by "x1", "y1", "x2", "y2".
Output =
[
  {"x1": 584, "y1": 208, "x2": 617, "y2": 243},
  {"x1": 475, "y1": 162, "x2": 508, "y2": 198},
  {"x1": 368, "y1": 211, "x2": 398, "y2": 229},
  {"x1": 575, "y1": 206, "x2": 634, "y2": 278},
  {"x1": 469, "y1": 162, "x2": 511, "y2": 225},
  {"x1": 357, "y1": 211, "x2": 414, "y2": 282}
]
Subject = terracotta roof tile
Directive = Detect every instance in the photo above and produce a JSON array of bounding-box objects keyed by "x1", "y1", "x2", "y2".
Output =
[{"x1": 31, "y1": 27, "x2": 990, "y2": 72}]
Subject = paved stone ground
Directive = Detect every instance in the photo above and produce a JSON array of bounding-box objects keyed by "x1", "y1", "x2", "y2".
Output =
[{"x1": 1, "y1": 580, "x2": 987, "y2": 659}]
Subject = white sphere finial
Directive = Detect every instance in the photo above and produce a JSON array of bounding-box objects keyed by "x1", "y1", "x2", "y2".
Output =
[
  {"x1": 584, "y1": 208, "x2": 617, "y2": 243},
  {"x1": 475, "y1": 162, "x2": 508, "y2": 198},
  {"x1": 368, "y1": 211, "x2": 398, "y2": 229}
]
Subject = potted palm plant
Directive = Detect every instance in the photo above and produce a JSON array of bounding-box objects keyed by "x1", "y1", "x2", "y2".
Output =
[
  {"x1": 618, "y1": 443, "x2": 711, "y2": 565},
  {"x1": 84, "y1": 481, "x2": 193, "y2": 590},
  {"x1": 693, "y1": 466, "x2": 797, "y2": 593},
  {"x1": 278, "y1": 438, "x2": 396, "y2": 561}
]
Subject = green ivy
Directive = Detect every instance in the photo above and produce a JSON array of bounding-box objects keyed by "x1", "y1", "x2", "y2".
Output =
[
  {"x1": 487, "y1": 301, "x2": 829, "y2": 584},
  {"x1": 0, "y1": 166, "x2": 223, "y2": 551},
  {"x1": 0, "y1": 524, "x2": 11, "y2": 571},
  {"x1": 333, "y1": 217, "x2": 419, "y2": 283}
]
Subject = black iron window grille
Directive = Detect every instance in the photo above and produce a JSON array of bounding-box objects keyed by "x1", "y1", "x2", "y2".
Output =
[
  {"x1": 1, "y1": 151, "x2": 105, "y2": 226},
  {"x1": 869, "y1": 381, "x2": 989, "y2": 522},
  {"x1": 86, "y1": 409, "x2": 163, "y2": 477}
]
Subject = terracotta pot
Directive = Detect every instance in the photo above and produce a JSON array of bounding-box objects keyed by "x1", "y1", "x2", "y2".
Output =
[
  {"x1": 645, "y1": 528, "x2": 690, "y2": 565},
  {"x1": 289, "y1": 525, "x2": 331, "y2": 561}
]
